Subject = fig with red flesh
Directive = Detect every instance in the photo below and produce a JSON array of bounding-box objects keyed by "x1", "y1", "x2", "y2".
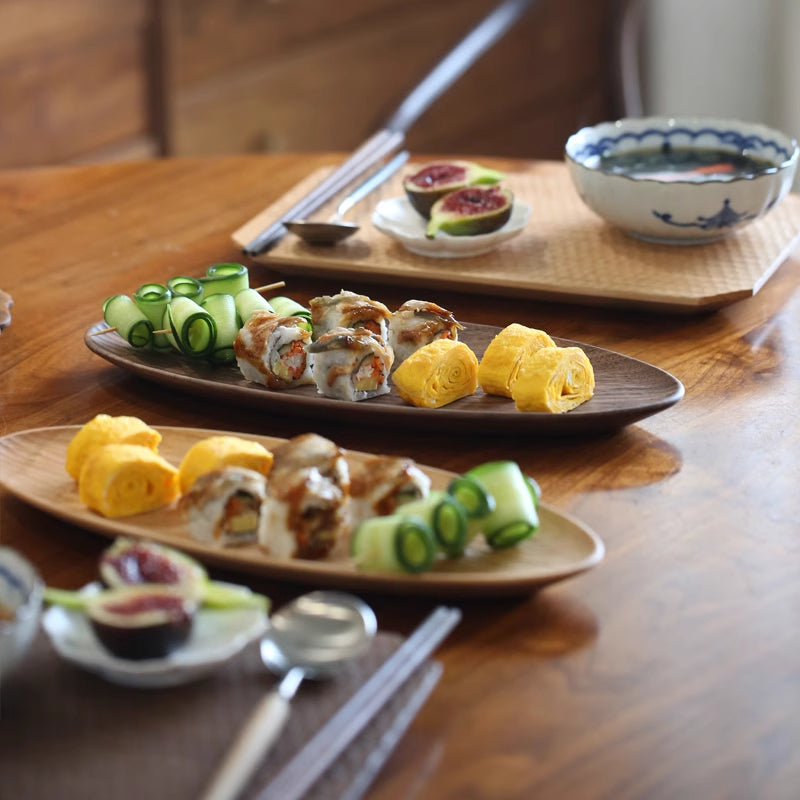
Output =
[
  {"x1": 87, "y1": 585, "x2": 197, "y2": 660},
  {"x1": 100, "y1": 537, "x2": 207, "y2": 593},
  {"x1": 426, "y1": 185, "x2": 514, "y2": 239},
  {"x1": 403, "y1": 160, "x2": 505, "y2": 218},
  {"x1": 96, "y1": 537, "x2": 270, "y2": 612}
]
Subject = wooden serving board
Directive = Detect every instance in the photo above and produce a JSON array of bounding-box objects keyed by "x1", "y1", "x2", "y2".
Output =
[{"x1": 233, "y1": 160, "x2": 800, "y2": 313}]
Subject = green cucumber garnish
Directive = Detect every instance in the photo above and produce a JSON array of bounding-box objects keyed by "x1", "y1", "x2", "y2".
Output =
[{"x1": 103, "y1": 294, "x2": 153, "y2": 348}]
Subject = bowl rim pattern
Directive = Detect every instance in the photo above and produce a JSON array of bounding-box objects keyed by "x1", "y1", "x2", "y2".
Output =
[{"x1": 565, "y1": 115, "x2": 800, "y2": 181}]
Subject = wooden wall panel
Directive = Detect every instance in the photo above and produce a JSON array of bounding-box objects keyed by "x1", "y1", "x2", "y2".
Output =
[
  {"x1": 160, "y1": 0, "x2": 622, "y2": 161},
  {"x1": 0, "y1": 0, "x2": 155, "y2": 168},
  {"x1": 0, "y1": 0, "x2": 625, "y2": 167}
]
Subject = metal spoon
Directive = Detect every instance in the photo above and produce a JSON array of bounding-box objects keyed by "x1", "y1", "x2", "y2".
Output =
[
  {"x1": 284, "y1": 150, "x2": 409, "y2": 245},
  {"x1": 200, "y1": 591, "x2": 377, "y2": 800}
]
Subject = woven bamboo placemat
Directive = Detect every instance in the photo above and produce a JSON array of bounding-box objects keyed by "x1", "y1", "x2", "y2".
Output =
[
  {"x1": 233, "y1": 160, "x2": 800, "y2": 313},
  {"x1": 0, "y1": 630, "x2": 440, "y2": 800}
]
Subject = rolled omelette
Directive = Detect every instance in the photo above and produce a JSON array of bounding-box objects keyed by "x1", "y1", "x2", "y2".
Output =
[
  {"x1": 392, "y1": 339, "x2": 479, "y2": 408},
  {"x1": 178, "y1": 435, "x2": 274, "y2": 494},
  {"x1": 511, "y1": 346, "x2": 595, "y2": 413},
  {"x1": 477, "y1": 323, "x2": 556, "y2": 398},
  {"x1": 78, "y1": 443, "x2": 180, "y2": 518},
  {"x1": 66, "y1": 414, "x2": 161, "y2": 480}
]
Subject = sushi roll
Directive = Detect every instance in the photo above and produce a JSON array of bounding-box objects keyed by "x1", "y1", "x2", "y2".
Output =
[
  {"x1": 308, "y1": 327, "x2": 394, "y2": 401},
  {"x1": 309, "y1": 290, "x2": 391, "y2": 343},
  {"x1": 181, "y1": 466, "x2": 267, "y2": 547},
  {"x1": 260, "y1": 433, "x2": 350, "y2": 559},
  {"x1": 348, "y1": 455, "x2": 431, "y2": 530},
  {"x1": 234, "y1": 310, "x2": 314, "y2": 389},
  {"x1": 177, "y1": 435, "x2": 274, "y2": 494},
  {"x1": 388, "y1": 299, "x2": 463, "y2": 365}
]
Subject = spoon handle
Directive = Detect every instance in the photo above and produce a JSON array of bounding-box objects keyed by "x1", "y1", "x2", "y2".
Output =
[{"x1": 200, "y1": 668, "x2": 303, "y2": 800}]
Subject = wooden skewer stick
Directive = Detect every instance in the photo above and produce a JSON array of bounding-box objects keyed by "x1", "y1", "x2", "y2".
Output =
[
  {"x1": 89, "y1": 281, "x2": 286, "y2": 336},
  {"x1": 89, "y1": 327, "x2": 171, "y2": 336},
  {"x1": 253, "y1": 280, "x2": 285, "y2": 294}
]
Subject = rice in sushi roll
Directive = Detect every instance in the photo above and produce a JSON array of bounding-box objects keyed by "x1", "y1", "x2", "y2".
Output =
[
  {"x1": 181, "y1": 466, "x2": 267, "y2": 547},
  {"x1": 347, "y1": 455, "x2": 431, "y2": 530},
  {"x1": 388, "y1": 299, "x2": 463, "y2": 366},
  {"x1": 234, "y1": 311, "x2": 314, "y2": 389},
  {"x1": 309, "y1": 290, "x2": 391, "y2": 344},
  {"x1": 308, "y1": 327, "x2": 394, "y2": 401},
  {"x1": 260, "y1": 433, "x2": 350, "y2": 559}
]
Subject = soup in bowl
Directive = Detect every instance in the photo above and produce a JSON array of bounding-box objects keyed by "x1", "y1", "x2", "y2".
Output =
[{"x1": 565, "y1": 116, "x2": 799, "y2": 244}]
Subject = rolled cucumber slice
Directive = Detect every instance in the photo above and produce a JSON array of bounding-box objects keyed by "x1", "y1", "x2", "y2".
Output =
[
  {"x1": 200, "y1": 263, "x2": 249, "y2": 297},
  {"x1": 398, "y1": 490, "x2": 468, "y2": 558},
  {"x1": 133, "y1": 283, "x2": 172, "y2": 352},
  {"x1": 464, "y1": 460, "x2": 539, "y2": 548},
  {"x1": 234, "y1": 287, "x2": 274, "y2": 325},
  {"x1": 164, "y1": 295, "x2": 216, "y2": 357},
  {"x1": 201, "y1": 293, "x2": 239, "y2": 364},
  {"x1": 167, "y1": 275, "x2": 204, "y2": 301},
  {"x1": 103, "y1": 294, "x2": 153, "y2": 348},
  {"x1": 447, "y1": 475, "x2": 496, "y2": 519},
  {"x1": 351, "y1": 513, "x2": 436, "y2": 573},
  {"x1": 269, "y1": 296, "x2": 312, "y2": 331}
]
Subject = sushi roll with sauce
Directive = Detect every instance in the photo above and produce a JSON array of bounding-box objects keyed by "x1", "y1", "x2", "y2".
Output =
[
  {"x1": 347, "y1": 455, "x2": 431, "y2": 530},
  {"x1": 388, "y1": 299, "x2": 463, "y2": 366},
  {"x1": 309, "y1": 290, "x2": 391, "y2": 344},
  {"x1": 308, "y1": 327, "x2": 394, "y2": 402},
  {"x1": 181, "y1": 466, "x2": 267, "y2": 547},
  {"x1": 234, "y1": 310, "x2": 314, "y2": 389},
  {"x1": 260, "y1": 433, "x2": 351, "y2": 559},
  {"x1": 178, "y1": 435, "x2": 273, "y2": 494}
]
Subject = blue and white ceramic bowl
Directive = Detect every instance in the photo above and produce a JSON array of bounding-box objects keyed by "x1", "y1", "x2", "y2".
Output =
[
  {"x1": 565, "y1": 116, "x2": 799, "y2": 244},
  {"x1": 0, "y1": 547, "x2": 44, "y2": 680}
]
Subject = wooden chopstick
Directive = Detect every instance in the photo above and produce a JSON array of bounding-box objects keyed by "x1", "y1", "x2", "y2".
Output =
[
  {"x1": 255, "y1": 606, "x2": 462, "y2": 800},
  {"x1": 241, "y1": 0, "x2": 536, "y2": 257},
  {"x1": 243, "y1": 128, "x2": 405, "y2": 256}
]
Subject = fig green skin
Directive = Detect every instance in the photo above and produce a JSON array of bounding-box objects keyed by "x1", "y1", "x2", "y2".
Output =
[
  {"x1": 403, "y1": 160, "x2": 505, "y2": 219},
  {"x1": 426, "y1": 186, "x2": 514, "y2": 238}
]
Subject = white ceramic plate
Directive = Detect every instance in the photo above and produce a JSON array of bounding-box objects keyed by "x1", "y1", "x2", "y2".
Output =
[
  {"x1": 371, "y1": 196, "x2": 531, "y2": 258},
  {"x1": 42, "y1": 583, "x2": 268, "y2": 688}
]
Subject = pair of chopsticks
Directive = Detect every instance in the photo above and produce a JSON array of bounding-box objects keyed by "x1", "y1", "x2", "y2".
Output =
[
  {"x1": 254, "y1": 605, "x2": 462, "y2": 800},
  {"x1": 242, "y1": 0, "x2": 537, "y2": 256}
]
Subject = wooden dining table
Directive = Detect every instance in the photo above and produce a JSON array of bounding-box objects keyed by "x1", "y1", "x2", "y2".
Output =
[{"x1": 1, "y1": 152, "x2": 799, "y2": 800}]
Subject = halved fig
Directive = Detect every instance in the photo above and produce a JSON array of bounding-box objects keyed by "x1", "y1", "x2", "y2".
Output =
[
  {"x1": 403, "y1": 160, "x2": 504, "y2": 219},
  {"x1": 426, "y1": 185, "x2": 514, "y2": 238},
  {"x1": 99, "y1": 537, "x2": 207, "y2": 594},
  {"x1": 87, "y1": 585, "x2": 197, "y2": 660}
]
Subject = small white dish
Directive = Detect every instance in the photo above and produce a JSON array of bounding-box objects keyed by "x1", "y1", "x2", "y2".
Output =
[
  {"x1": 372, "y1": 196, "x2": 530, "y2": 258},
  {"x1": 42, "y1": 583, "x2": 268, "y2": 688}
]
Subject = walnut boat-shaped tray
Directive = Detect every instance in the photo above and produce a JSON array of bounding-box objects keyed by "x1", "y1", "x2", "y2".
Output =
[
  {"x1": 84, "y1": 320, "x2": 684, "y2": 434},
  {"x1": 0, "y1": 426, "x2": 604, "y2": 598}
]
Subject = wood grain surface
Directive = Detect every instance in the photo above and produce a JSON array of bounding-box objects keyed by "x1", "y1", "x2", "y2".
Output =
[{"x1": 1, "y1": 153, "x2": 799, "y2": 800}]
